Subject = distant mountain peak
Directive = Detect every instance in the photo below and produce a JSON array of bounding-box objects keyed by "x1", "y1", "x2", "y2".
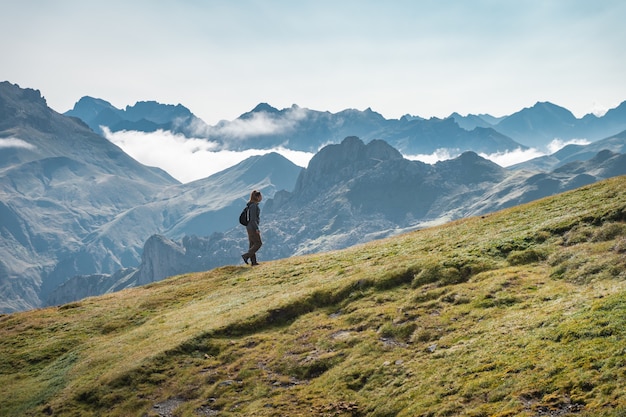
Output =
[
  {"x1": 494, "y1": 100, "x2": 579, "y2": 148},
  {"x1": 292, "y1": 136, "x2": 405, "y2": 199},
  {"x1": 124, "y1": 100, "x2": 191, "y2": 113},
  {"x1": 434, "y1": 150, "x2": 508, "y2": 184},
  {"x1": 74, "y1": 96, "x2": 115, "y2": 107},
  {"x1": 252, "y1": 103, "x2": 280, "y2": 113},
  {"x1": 237, "y1": 103, "x2": 281, "y2": 120},
  {"x1": 0, "y1": 81, "x2": 53, "y2": 131},
  {"x1": 528, "y1": 101, "x2": 575, "y2": 117},
  {"x1": 64, "y1": 96, "x2": 201, "y2": 134},
  {"x1": 335, "y1": 136, "x2": 403, "y2": 161},
  {"x1": 456, "y1": 150, "x2": 482, "y2": 160},
  {"x1": 533, "y1": 100, "x2": 557, "y2": 107},
  {"x1": 0, "y1": 81, "x2": 47, "y2": 108},
  {"x1": 122, "y1": 100, "x2": 193, "y2": 124},
  {"x1": 66, "y1": 96, "x2": 118, "y2": 121}
]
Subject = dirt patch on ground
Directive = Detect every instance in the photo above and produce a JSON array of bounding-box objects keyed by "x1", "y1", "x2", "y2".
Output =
[{"x1": 153, "y1": 397, "x2": 218, "y2": 416}]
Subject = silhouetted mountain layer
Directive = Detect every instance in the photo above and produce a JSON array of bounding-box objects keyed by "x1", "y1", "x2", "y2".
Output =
[
  {"x1": 66, "y1": 99, "x2": 524, "y2": 156},
  {"x1": 65, "y1": 96, "x2": 204, "y2": 136},
  {"x1": 66, "y1": 96, "x2": 626, "y2": 156},
  {"x1": 481, "y1": 101, "x2": 626, "y2": 149}
]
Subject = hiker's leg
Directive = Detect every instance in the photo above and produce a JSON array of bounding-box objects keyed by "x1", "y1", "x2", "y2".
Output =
[
  {"x1": 249, "y1": 232, "x2": 262, "y2": 255},
  {"x1": 248, "y1": 232, "x2": 262, "y2": 264},
  {"x1": 242, "y1": 229, "x2": 255, "y2": 262}
]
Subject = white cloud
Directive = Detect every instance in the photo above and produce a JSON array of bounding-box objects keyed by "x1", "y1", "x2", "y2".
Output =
[
  {"x1": 547, "y1": 138, "x2": 590, "y2": 154},
  {"x1": 103, "y1": 128, "x2": 313, "y2": 183},
  {"x1": 270, "y1": 147, "x2": 315, "y2": 168},
  {"x1": 478, "y1": 148, "x2": 546, "y2": 167},
  {"x1": 405, "y1": 147, "x2": 545, "y2": 167},
  {"x1": 0, "y1": 137, "x2": 36, "y2": 150},
  {"x1": 477, "y1": 138, "x2": 590, "y2": 167},
  {"x1": 405, "y1": 139, "x2": 593, "y2": 169},
  {"x1": 404, "y1": 148, "x2": 459, "y2": 164},
  {"x1": 190, "y1": 106, "x2": 309, "y2": 143}
]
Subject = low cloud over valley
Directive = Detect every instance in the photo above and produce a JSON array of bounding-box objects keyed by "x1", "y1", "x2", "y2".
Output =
[
  {"x1": 104, "y1": 128, "x2": 588, "y2": 183},
  {"x1": 104, "y1": 127, "x2": 314, "y2": 183}
]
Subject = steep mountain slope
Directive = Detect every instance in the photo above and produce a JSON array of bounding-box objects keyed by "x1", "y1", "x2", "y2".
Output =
[
  {"x1": 0, "y1": 82, "x2": 179, "y2": 312},
  {"x1": 77, "y1": 151, "x2": 301, "y2": 264},
  {"x1": 1, "y1": 176, "x2": 625, "y2": 417},
  {"x1": 596, "y1": 100, "x2": 626, "y2": 135},
  {"x1": 464, "y1": 150, "x2": 626, "y2": 216}
]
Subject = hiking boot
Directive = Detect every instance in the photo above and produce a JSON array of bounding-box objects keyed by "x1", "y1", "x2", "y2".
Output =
[{"x1": 241, "y1": 254, "x2": 249, "y2": 264}]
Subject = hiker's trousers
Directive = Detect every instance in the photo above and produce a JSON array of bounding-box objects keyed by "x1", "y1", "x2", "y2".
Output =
[{"x1": 245, "y1": 229, "x2": 263, "y2": 263}]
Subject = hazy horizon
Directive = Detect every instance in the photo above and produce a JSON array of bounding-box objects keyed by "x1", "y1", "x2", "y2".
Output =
[{"x1": 3, "y1": 1, "x2": 625, "y2": 125}]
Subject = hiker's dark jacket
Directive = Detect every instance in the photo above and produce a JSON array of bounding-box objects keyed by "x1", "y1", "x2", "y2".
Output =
[{"x1": 246, "y1": 202, "x2": 260, "y2": 232}]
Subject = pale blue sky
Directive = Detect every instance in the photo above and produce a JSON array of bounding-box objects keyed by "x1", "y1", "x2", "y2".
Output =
[{"x1": 3, "y1": 0, "x2": 626, "y2": 124}]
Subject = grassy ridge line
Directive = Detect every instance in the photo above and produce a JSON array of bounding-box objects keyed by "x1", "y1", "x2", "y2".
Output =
[{"x1": 0, "y1": 175, "x2": 625, "y2": 416}]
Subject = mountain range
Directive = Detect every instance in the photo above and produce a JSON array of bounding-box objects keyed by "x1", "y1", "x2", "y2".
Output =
[
  {"x1": 64, "y1": 97, "x2": 205, "y2": 137},
  {"x1": 2, "y1": 80, "x2": 626, "y2": 313},
  {"x1": 490, "y1": 101, "x2": 626, "y2": 148},
  {"x1": 67, "y1": 95, "x2": 626, "y2": 154}
]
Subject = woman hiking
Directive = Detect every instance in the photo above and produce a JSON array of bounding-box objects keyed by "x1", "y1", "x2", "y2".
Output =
[{"x1": 241, "y1": 190, "x2": 263, "y2": 266}]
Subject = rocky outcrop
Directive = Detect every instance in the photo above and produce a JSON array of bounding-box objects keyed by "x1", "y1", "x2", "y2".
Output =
[
  {"x1": 135, "y1": 235, "x2": 186, "y2": 285},
  {"x1": 292, "y1": 136, "x2": 405, "y2": 200}
]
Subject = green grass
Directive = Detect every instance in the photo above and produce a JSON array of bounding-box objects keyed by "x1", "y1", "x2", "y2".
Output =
[{"x1": 1, "y1": 176, "x2": 626, "y2": 416}]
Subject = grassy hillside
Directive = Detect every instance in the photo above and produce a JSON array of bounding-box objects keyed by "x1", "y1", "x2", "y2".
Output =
[{"x1": 2, "y1": 176, "x2": 626, "y2": 417}]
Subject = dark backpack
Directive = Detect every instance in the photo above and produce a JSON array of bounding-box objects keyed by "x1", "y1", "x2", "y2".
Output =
[{"x1": 239, "y1": 204, "x2": 250, "y2": 226}]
